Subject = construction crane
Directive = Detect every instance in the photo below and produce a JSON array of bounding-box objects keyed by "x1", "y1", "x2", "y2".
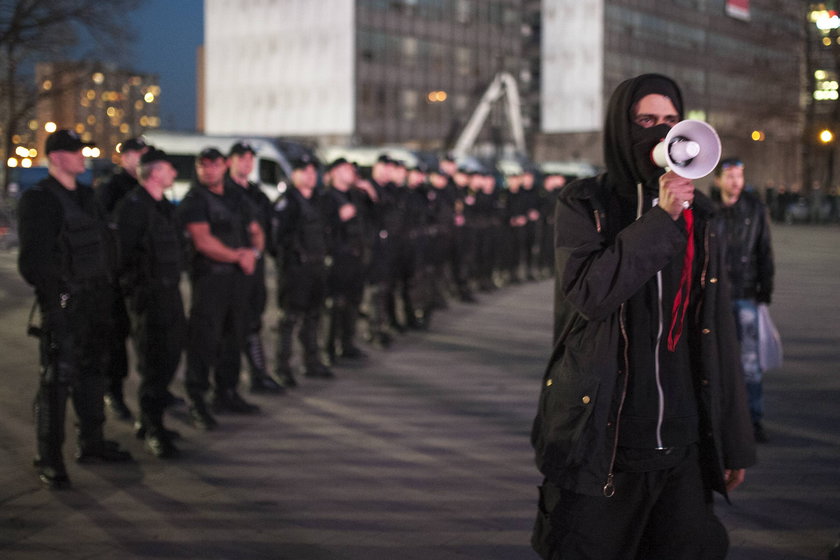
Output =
[{"x1": 451, "y1": 72, "x2": 526, "y2": 159}]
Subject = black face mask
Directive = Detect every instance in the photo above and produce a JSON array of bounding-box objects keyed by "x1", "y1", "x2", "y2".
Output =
[{"x1": 630, "y1": 123, "x2": 671, "y2": 187}]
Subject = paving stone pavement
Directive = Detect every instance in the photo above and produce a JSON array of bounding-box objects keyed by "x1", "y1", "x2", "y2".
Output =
[{"x1": 0, "y1": 224, "x2": 838, "y2": 560}]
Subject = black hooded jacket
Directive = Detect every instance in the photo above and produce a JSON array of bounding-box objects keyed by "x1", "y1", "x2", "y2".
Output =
[{"x1": 532, "y1": 74, "x2": 756, "y2": 498}]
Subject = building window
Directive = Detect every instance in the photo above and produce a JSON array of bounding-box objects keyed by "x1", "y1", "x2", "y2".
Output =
[{"x1": 401, "y1": 89, "x2": 419, "y2": 120}]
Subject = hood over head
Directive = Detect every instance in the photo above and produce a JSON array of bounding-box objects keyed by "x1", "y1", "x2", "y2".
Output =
[{"x1": 603, "y1": 73, "x2": 683, "y2": 197}]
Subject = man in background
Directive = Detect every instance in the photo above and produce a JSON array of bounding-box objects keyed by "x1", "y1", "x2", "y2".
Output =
[{"x1": 712, "y1": 157, "x2": 775, "y2": 443}]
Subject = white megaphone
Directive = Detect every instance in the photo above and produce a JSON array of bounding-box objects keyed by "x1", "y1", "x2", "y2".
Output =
[{"x1": 651, "y1": 120, "x2": 721, "y2": 180}]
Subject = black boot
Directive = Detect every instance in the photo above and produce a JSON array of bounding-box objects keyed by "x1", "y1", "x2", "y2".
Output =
[
  {"x1": 104, "y1": 382, "x2": 133, "y2": 422},
  {"x1": 144, "y1": 423, "x2": 180, "y2": 459},
  {"x1": 276, "y1": 313, "x2": 299, "y2": 388},
  {"x1": 301, "y1": 310, "x2": 334, "y2": 379},
  {"x1": 211, "y1": 389, "x2": 260, "y2": 415},
  {"x1": 245, "y1": 334, "x2": 284, "y2": 394},
  {"x1": 76, "y1": 437, "x2": 133, "y2": 463},
  {"x1": 275, "y1": 364, "x2": 298, "y2": 388},
  {"x1": 339, "y1": 302, "x2": 366, "y2": 359},
  {"x1": 188, "y1": 397, "x2": 218, "y2": 431},
  {"x1": 33, "y1": 382, "x2": 71, "y2": 489}
]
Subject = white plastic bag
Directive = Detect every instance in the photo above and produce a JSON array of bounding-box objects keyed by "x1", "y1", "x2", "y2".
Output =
[{"x1": 758, "y1": 304, "x2": 783, "y2": 371}]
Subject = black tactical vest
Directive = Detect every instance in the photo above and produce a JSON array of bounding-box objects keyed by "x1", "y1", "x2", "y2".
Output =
[
  {"x1": 44, "y1": 182, "x2": 111, "y2": 287},
  {"x1": 143, "y1": 200, "x2": 182, "y2": 285},
  {"x1": 188, "y1": 185, "x2": 249, "y2": 273}
]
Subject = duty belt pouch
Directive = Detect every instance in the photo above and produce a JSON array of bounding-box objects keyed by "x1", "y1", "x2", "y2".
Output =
[{"x1": 531, "y1": 480, "x2": 562, "y2": 560}]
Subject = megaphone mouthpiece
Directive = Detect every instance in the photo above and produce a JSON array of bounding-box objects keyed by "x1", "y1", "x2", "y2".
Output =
[
  {"x1": 651, "y1": 120, "x2": 721, "y2": 180},
  {"x1": 669, "y1": 138, "x2": 701, "y2": 164}
]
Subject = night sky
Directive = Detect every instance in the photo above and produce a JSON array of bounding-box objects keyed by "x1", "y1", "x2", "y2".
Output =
[{"x1": 127, "y1": 0, "x2": 204, "y2": 131}]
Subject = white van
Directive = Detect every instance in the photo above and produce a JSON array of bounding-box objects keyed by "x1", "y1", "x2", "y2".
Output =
[{"x1": 140, "y1": 131, "x2": 293, "y2": 203}]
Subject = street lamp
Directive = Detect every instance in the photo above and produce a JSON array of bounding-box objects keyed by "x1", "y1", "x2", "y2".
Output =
[{"x1": 820, "y1": 129, "x2": 834, "y2": 143}]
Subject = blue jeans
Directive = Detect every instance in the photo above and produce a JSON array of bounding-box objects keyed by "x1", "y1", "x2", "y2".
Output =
[{"x1": 732, "y1": 299, "x2": 763, "y2": 423}]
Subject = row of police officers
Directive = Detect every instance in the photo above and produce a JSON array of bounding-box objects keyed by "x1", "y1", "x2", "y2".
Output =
[{"x1": 17, "y1": 129, "x2": 567, "y2": 489}]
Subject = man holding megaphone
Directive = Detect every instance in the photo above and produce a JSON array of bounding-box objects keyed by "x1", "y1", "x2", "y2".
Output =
[{"x1": 531, "y1": 74, "x2": 756, "y2": 560}]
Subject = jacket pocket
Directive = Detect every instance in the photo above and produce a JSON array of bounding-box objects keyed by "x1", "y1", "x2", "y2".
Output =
[{"x1": 533, "y1": 352, "x2": 600, "y2": 475}]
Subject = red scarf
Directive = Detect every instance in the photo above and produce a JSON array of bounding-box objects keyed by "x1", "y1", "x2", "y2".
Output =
[{"x1": 667, "y1": 208, "x2": 694, "y2": 352}]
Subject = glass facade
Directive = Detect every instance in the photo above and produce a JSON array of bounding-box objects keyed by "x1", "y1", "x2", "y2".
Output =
[{"x1": 355, "y1": 0, "x2": 525, "y2": 148}]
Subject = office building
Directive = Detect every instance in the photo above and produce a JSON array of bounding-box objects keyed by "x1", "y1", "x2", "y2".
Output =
[{"x1": 205, "y1": 0, "x2": 531, "y2": 153}]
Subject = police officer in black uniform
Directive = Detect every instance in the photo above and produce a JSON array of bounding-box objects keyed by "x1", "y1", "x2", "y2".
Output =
[
  {"x1": 177, "y1": 148, "x2": 263, "y2": 430},
  {"x1": 272, "y1": 155, "x2": 334, "y2": 386},
  {"x1": 365, "y1": 155, "x2": 400, "y2": 346},
  {"x1": 115, "y1": 148, "x2": 186, "y2": 458},
  {"x1": 400, "y1": 163, "x2": 434, "y2": 328},
  {"x1": 226, "y1": 141, "x2": 284, "y2": 394},
  {"x1": 322, "y1": 158, "x2": 369, "y2": 361},
  {"x1": 18, "y1": 129, "x2": 133, "y2": 489},
  {"x1": 97, "y1": 137, "x2": 149, "y2": 421}
]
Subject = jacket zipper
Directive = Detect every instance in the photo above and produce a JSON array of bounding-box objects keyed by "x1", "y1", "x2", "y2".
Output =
[
  {"x1": 602, "y1": 181, "x2": 644, "y2": 497},
  {"x1": 652, "y1": 196, "x2": 665, "y2": 450},
  {"x1": 603, "y1": 301, "x2": 630, "y2": 498}
]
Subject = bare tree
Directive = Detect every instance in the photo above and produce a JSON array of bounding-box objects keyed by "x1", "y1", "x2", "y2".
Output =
[{"x1": 0, "y1": 0, "x2": 140, "y2": 195}]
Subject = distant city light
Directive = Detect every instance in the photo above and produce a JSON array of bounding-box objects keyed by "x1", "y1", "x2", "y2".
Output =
[
  {"x1": 427, "y1": 90, "x2": 447, "y2": 103},
  {"x1": 28, "y1": 148, "x2": 37, "y2": 158},
  {"x1": 144, "y1": 92, "x2": 155, "y2": 103},
  {"x1": 820, "y1": 129, "x2": 834, "y2": 143},
  {"x1": 751, "y1": 130, "x2": 765, "y2": 142},
  {"x1": 15, "y1": 146, "x2": 29, "y2": 157},
  {"x1": 21, "y1": 158, "x2": 32, "y2": 168},
  {"x1": 92, "y1": 72, "x2": 105, "y2": 84},
  {"x1": 815, "y1": 11, "x2": 840, "y2": 30},
  {"x1": 816, "y1": 70, "x2": 827, "y2": 80},
  {"x1": 7, "y1": 157, "x2": 18, "y2": 167},
  {"x1": 81, "y1": 146, "x2": 102, "y2": 158},
  {"x1": 44, "y1": 121, "x2": 57, "y2": 133}
]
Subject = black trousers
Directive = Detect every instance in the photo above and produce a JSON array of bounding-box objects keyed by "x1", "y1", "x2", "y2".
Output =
[
  {"x1": 34, "y1": 286, "x2": 113, "y2": 466},
  {"x1": 243, "y1": 257, "x2": 267, "y2": 335},
  {"x1": 533, "y1": 446, "x2": 728, "y2": 560},
  {"x1": 104, "y1": 286, "x2": 130, "y2": 394},
  {"x1": 128, "y1": 284, "x2": 186, "y2": 428},
  {"x1": 185, "y1": 271, "x2": 247, "y2": 400}
]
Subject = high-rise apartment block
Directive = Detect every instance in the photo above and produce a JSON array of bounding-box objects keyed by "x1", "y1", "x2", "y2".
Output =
[{"x1": 34, "y1": 61, "x2": 161, "y2": 162}]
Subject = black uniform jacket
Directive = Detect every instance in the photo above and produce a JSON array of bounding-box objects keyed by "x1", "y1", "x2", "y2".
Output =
[{"x1": 531, "y1": 174, "x2": 757, "y2": 499}]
